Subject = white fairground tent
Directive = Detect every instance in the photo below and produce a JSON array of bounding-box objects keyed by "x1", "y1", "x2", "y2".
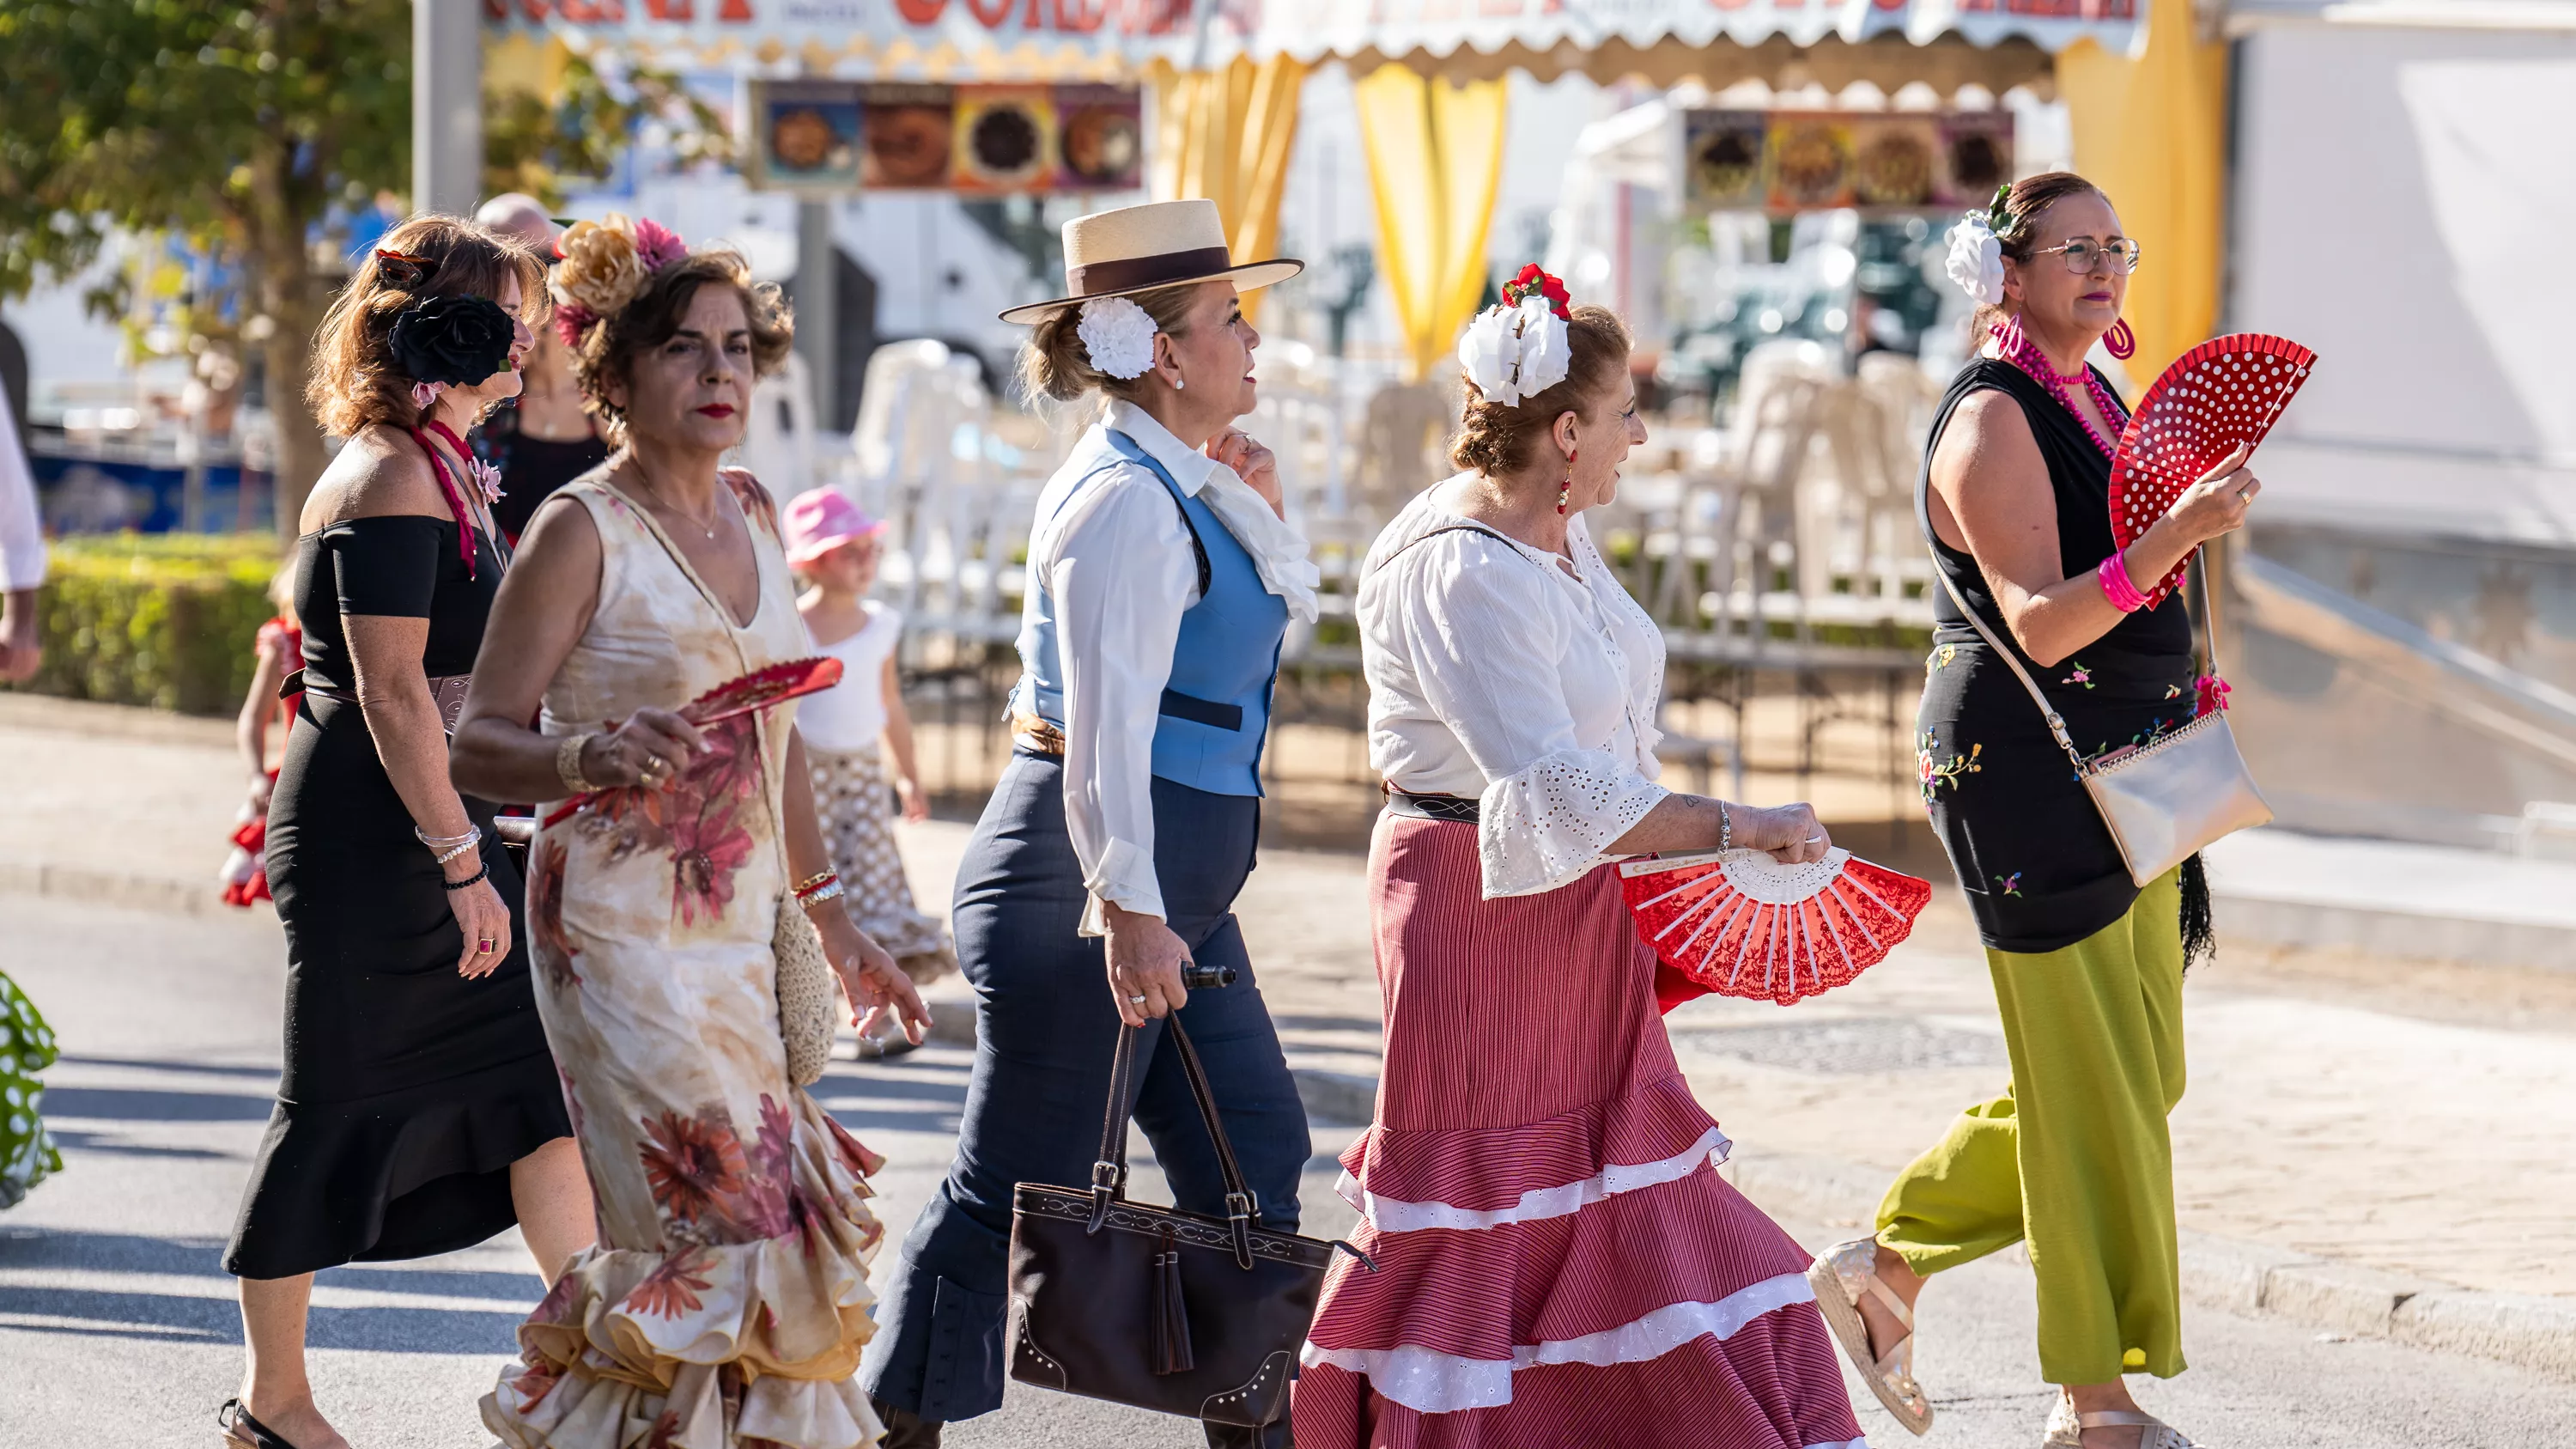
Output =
[
  {"x1": 482, "y1": 2, "x2": 1166, "y2": 80},
  {"x1": 1180, "y1": 0, "x2": 2144, "y2": 87},
  {"x1": 1152, "y1": 0, "x2": 2171, "y2": 387}
]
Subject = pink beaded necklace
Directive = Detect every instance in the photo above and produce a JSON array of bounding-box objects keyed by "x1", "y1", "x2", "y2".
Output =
[{"x1": 1992, "y1": 314, "x2": 2126, "y2": 457}]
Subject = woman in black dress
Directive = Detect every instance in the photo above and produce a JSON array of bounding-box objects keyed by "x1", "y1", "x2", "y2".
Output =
[
  {"x1": 220, "y1": 216, "x2": 594, "y2": 1449},
  {"x1": 1802, "y1": 174, "x2": 2260, "y2": 1449}
]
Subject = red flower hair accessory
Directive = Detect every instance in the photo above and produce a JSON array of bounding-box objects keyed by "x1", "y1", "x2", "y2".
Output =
[{"x1": 1502, "y1": 263, "x2": 1571, "y2": 320}]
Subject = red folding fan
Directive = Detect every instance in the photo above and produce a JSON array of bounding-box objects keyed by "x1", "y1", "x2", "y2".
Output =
[
  {"x1": 543, "y1": 656, "x2": 847, "y2": 824},
  {"x1": 2108, "y1": 332, "x2": 2318, "y2": 609},
  {"x1": 682, "y1": 654, "x2": 846, "y2": 725},
  {"x1": 1620, "y1": 848, "x2": 1932, "y2": 1008}
]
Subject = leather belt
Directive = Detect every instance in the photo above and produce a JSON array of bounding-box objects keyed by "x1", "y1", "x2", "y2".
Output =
[
  {"x1": 284, "y1": 668, "x2": 472, "y2": 734},
  {"x1": 1012, "y1": 687, "x2": 1246, "y2": 759},
  {"x1": 1013, "y1": 711, "x2": 1067, "y2": 757},
  {"x1": 1382, "y1": 785, "x2": 1479, "y2": 824}
]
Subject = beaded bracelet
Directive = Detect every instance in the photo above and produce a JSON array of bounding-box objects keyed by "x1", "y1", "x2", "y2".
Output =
[
  {"x1": 441, "y1": 861, "x2": 490, "y2": 892},
  {"x1": 429, "y1": 837, "x2": 479, "y2": 868},
  {"x1": 797, "y1": 878, "x2": 846, "y2": 908},
  {"x1": 1717, "y1": 800, "x2": 1733, "y2": 853},
  {"x1": 792, "y1": 869, "x2": 840, "y2": 900}
]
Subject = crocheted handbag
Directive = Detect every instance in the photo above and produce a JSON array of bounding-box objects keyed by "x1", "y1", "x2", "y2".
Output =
[{"x1": 772, "y1": 895, "x2": 837, "y2": 1087}]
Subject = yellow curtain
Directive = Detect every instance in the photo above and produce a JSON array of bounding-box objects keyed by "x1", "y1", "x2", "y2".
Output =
[
  {"x1": 1352, "y1": 64, "x2": 1509, "y2": 381},
  {"x1": 2058, "y1": 0, "x2": 2230, "y2": 381},
  {"x1": 1148, "y1": 54, "x2": 1309, "y2": 324}
]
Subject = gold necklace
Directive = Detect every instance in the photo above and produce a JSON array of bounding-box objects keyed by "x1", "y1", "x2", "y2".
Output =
[{"x1": 628, "y1": 463, "x2": 724, "y2": 541}]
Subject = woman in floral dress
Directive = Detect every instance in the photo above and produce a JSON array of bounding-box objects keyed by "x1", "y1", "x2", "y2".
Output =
[{"x1": 453, "y1": 217, "x2": 930, "y2": 1449}]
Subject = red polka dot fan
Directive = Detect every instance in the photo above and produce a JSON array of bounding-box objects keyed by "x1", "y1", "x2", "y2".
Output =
[
  {"x1": 2107, "y1": 333, "x2": 2318, "y2": 609},
  {"x1": 1620, "y1": 848, "x2": 1933, "y2": 1009}
]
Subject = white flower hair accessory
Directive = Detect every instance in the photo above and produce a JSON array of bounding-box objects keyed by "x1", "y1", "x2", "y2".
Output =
[
  {"x1": 1944, "y1": 214, "x2": 2005, "y2": 306},
  {"x1": 1075, "y1": 295, "x2": 1158, "y2": 381},
  {"x1": 1458, "y1": 298, "x2": 1571, "y2": 407}
]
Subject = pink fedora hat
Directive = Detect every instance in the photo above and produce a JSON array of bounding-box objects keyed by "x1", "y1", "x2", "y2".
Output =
[{"x1": 781, "y1": 487, "x2": 888, "y2": 566}]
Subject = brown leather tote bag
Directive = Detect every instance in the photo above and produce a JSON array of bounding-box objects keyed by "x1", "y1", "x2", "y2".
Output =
[{"x1": 1006, "y1": 1016, "x2": 1376, "y2": 1429}]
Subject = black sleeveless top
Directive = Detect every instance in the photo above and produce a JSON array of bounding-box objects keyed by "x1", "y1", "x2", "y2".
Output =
[
  {"x1": 1915, "y1": 359, "x2": 2196, "y2": 953},
  {"x1": 478, "y1": 403, "x2": 610, "y2": 543}
]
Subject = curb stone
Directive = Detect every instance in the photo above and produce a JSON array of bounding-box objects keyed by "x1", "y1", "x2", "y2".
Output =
[{"x1": 0, "y1": 861, "x2": 236, "y2": 917}]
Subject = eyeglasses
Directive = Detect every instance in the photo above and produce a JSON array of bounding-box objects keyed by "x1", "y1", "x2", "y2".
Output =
[{"x1": 2031, "y1": 238, "x2": 2143, "y2": 275}]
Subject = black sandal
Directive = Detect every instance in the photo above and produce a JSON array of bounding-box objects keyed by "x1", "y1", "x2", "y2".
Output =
[{"x1": 217, "y1": 1399, "x2": 302, "y2": 1449}]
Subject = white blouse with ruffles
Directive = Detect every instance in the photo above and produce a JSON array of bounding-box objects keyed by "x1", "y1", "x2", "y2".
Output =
[{"x1": 1358, "y1": 482, "x2": 1669, "y2": 898}]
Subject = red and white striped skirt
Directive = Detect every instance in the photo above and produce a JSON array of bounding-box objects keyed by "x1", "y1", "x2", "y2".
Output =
[{"x1": 1292, "y1": 813, "x2": 1868, "y2": 1449}]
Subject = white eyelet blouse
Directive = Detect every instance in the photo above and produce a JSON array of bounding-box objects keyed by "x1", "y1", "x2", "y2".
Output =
[{"x1": 1358, "y1": 481, "x2": 1670, "y2": 898}]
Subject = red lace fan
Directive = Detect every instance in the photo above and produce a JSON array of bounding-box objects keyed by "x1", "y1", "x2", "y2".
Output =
[
  {"x1": 1620, "y1": 848, "x2": 1932, "y2": 1008},
  {"x1": 2108, "y1": 333, "x2": 2318, "y2": 609},
  {"x1": 682, "y1": 654, "x2": 846, "y2": 725}
]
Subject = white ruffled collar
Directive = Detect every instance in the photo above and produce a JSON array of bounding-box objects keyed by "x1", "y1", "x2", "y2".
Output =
[{"x1": 1103, "y1": 400, "x2": 1319, "y2": 623}]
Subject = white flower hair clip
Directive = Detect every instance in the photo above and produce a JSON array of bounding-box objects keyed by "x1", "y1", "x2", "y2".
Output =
[
  {"x1": 1944, "y1": 214, "x2": 2005, "y2": 306},
  {"x1": 1076, "y1": 295, "x2": 1158, "y2": 381},
  {"x1": 1458, "y1": 300, "x2": 1572, "y2": 407}
]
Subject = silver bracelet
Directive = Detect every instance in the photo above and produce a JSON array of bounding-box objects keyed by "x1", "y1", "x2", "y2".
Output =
[
  {"x1": 416, "y1": 825, "x2": 479, "y2": 849},
  {"x1": 1717, "y1": 800, "x2": 1733, "y2": 853},
  {"x1": 430, "y1": 837, "x2": 480, "y2": 867}
]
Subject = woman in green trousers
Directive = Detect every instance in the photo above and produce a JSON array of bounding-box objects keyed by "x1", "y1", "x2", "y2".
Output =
[{"x1": 1804, "y1": 173, "x2": 2263, "y2": 1449}]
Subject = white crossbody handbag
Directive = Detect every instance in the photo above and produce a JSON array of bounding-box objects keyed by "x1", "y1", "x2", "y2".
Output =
[{"x1": 1934, "y1": 561, "x2": 2272, "y2": 886}]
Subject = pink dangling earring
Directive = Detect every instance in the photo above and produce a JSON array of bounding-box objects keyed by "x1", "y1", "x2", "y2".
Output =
[
  {"x1": 1558, "y1": 449, "x2": 1576, "y2": 514},
  {"x1": 2105, "y1": 318, "x2": 2136, "y2": 360}
]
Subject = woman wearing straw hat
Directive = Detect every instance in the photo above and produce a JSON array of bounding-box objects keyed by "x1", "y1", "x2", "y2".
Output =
[{"x1": 859, "y1": 198, "x2": 1318, "y2": 1449}]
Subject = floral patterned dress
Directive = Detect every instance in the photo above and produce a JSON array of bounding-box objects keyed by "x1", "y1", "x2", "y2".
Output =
[{"x1": 483, "y1": 473, "x2": 890, "y2": 1449}]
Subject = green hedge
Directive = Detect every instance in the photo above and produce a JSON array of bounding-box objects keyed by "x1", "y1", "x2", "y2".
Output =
[{"x1": 9, "y1": 533, "x2": 287, "y2": 715}]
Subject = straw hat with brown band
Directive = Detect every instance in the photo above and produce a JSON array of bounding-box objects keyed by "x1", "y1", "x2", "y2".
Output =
[{"x1": 997, "y1": 198, "x2": 1302, "y2": 325}]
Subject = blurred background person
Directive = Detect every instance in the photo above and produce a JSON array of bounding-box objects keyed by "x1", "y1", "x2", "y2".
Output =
[
  {"x1": 220, "y1": 569, "x2": 302, "y2": 909},
  {"x1": 474, "y1": 194, "x2": 609, "y2": 545},
  {"x1": 784, "y1": 484, "x2": 957, "y2": 1050},
  {"x1": 0, "y1": 379, "x2": 42, "y2": 683},
  {"x1": 219, "y1": 216, "x2": 592, "y2": 1449}
]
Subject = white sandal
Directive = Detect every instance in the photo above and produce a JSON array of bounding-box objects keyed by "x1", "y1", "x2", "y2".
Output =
[
  {"x1": 2044, "y1": 1398, "x2": 2198, "y2": 1448},
  {"x1": 1807, "y1": 1238, "x2": 1934, "y2": 1435}
]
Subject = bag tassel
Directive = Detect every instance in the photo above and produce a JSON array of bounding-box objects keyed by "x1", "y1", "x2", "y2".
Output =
[
  {"x1": 1150, "y1": 1224, "x2": 1194, "y2": 1375},
  {"x1": 2178, "y1": 852, "x2": 2215, "y2": 975}
]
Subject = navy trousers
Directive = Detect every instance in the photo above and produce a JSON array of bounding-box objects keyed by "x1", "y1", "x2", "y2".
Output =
[{"x1": 860, "y1": 751, "x2": 1309, "y2": 1428}]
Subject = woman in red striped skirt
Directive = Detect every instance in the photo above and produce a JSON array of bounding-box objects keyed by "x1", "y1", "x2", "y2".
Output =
[{"x1": 1292, "y1": 277, "x2": 1868, "y2": 1449}]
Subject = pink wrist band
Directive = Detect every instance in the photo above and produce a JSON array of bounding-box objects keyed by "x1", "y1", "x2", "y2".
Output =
[{"x1": 2099, "y1": 551, "x2": 2148, "y2": 613}]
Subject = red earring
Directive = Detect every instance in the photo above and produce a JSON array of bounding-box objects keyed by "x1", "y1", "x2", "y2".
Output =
[
  {"x1": 1559, "y1": 448, "x2": 1576, "y2": 514},
  {"x1": 2105, "y1": 318, "x2": 2136, "y2": 360}
]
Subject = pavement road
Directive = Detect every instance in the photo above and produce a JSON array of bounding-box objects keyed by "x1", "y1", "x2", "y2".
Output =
[{"x1": 4, "y1": 891, "x2": 2574, "y2": 1447}]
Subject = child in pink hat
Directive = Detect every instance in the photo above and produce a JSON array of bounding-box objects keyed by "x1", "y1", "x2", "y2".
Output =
[{"x1": 785, "y1": 488, "x2": 957, "y2": 1040}]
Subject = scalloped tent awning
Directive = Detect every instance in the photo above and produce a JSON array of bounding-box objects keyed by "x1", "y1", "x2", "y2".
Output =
[
  {"x1": 486, "y1": 1, "x2": 2143, "y2": 88},
  {"x1": 1185, "y1": 0, "x2": 2142, "y2": 88}
]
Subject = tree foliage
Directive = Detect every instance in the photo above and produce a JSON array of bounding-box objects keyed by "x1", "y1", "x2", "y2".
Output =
[
  {"x1": 0, "y1": 4, "x2": 722, "y2": 540},
  {"x1": 485, "y1": 50, "x2": 732, "y2": 210}
]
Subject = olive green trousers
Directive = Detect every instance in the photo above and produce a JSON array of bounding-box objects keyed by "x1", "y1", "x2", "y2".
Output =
[{"x1": 1874, "y1": 867, "x2": 2188, "y2": 1385}]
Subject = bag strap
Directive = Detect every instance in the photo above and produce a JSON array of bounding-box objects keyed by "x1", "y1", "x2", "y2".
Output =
[
  {"x1": 1088, "y1": 1014, "x2": 1261, "y2": 1269},
  {"x1": 1931, "y1": 547, "x2": 2225, "y2": 781},
  {"x1": 1931, "y1": 564, "x2": 2091, "y2": 776}
]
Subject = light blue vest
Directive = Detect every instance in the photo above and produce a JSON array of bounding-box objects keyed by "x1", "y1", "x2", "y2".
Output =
[{"x1": 1011, "y1": 427, "x2": 1288, "y2": 797}]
